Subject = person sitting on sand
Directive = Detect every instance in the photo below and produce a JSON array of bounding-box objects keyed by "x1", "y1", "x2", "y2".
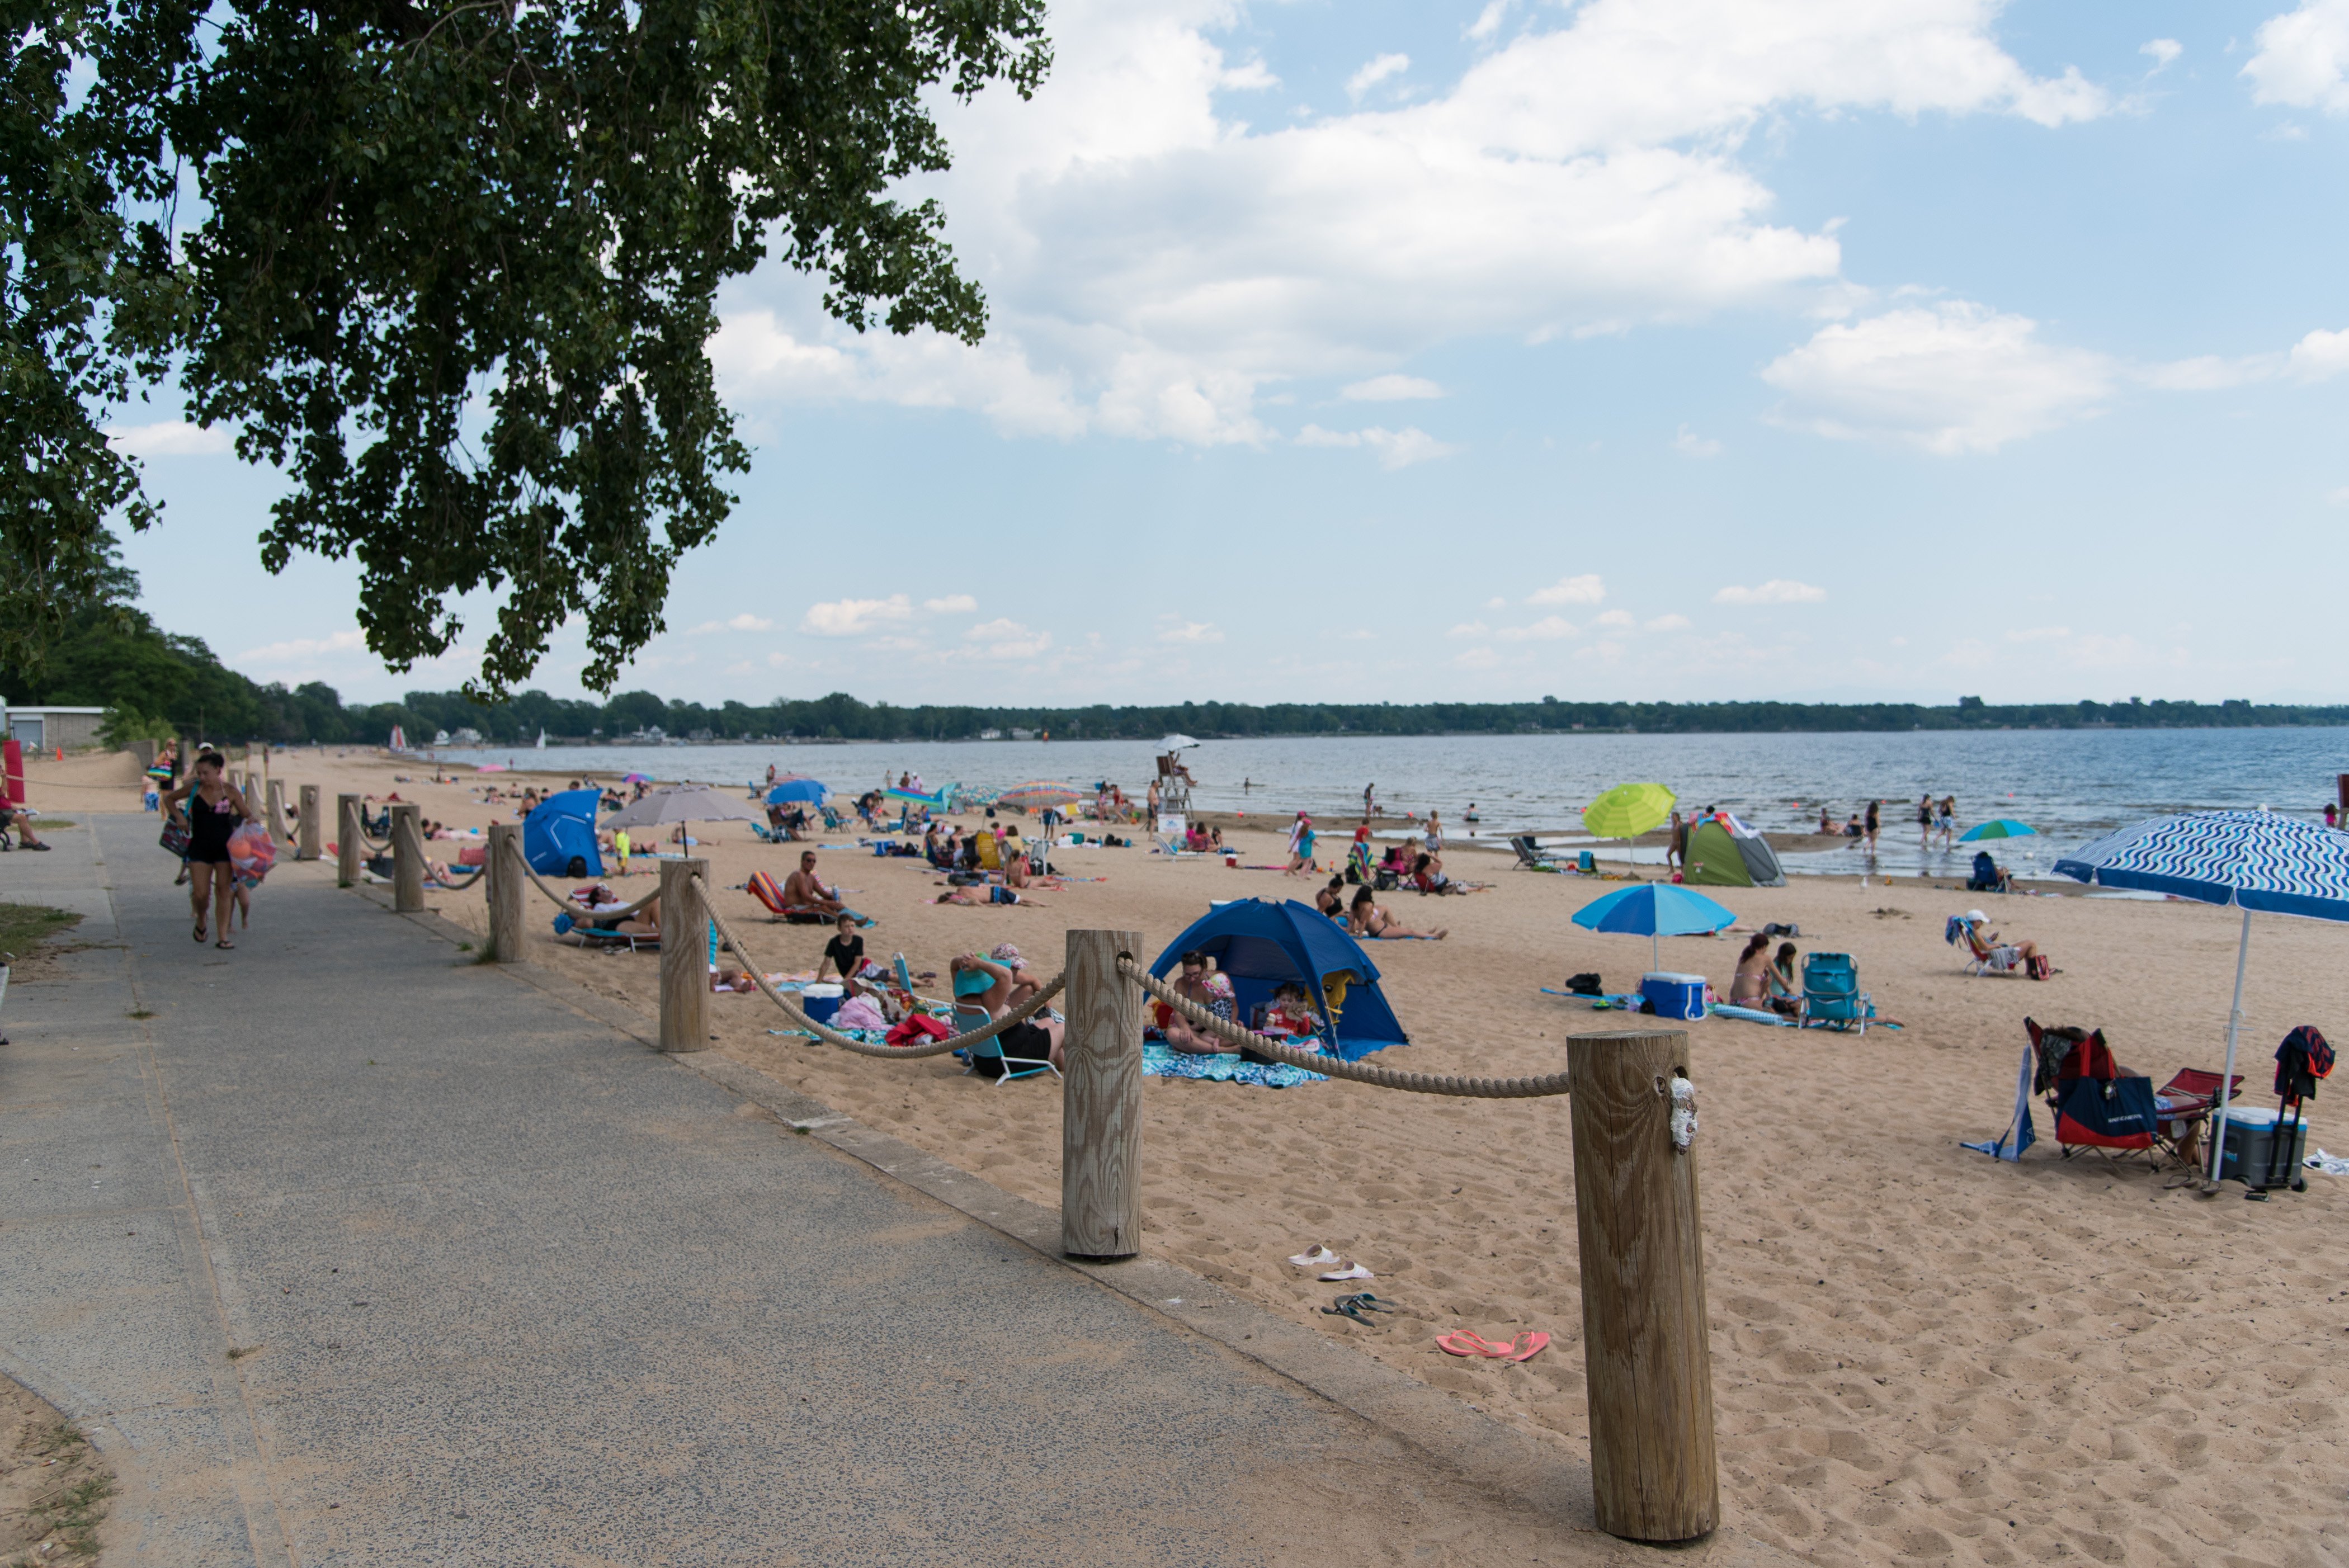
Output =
[
  {"x1": 1315, "y1": 872, "x2": 1347, "y2": 919},
  {"x1": 1766, "y1": 943, "x2": 1800, "y2": 1016},
  {"x1": 1347, "y1": 887, "x2": 1446, "y2": 941},
  {"x1": 1262, "y1": 981, "x2": 1324, "y2": 1039},
  {"x1": 1817, "y1": 805, "x2": 1836, "y2": 836},
  {"x1": 785, "y1": 851, "x2": 873, "y2": 925},
  {"x1": 1963, "y1": 911, "x2": 2044, "y2": 971},
  {"x1": 1155, "y1": 950, "x2": 1242, "y2": 1056},
  {"x1": 1842, "y1": 811, "x2": 1863, "y2": 838},
  {"x1": 952, "y1": 952, "x2": 1065, "y2": 1067},
  {"x1": 1729, "y1": 933, "x2": 1775, "y2": 1008},
  {"x1": 813, "y1": 911, "x2": 868, "y2": 996}
]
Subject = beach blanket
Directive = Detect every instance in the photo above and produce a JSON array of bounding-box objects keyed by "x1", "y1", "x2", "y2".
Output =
[
  {"x1": 1961, "y1": 1042, "x2": 2037, "y2": 1162},
  {"x1": 1143, "y1": 1042, "x2": 1327, "y2": 1088}
]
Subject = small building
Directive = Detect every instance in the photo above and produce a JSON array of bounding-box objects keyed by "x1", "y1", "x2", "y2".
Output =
[{"x1": 1, "y1": 703, "x2": 107, "y2": 750}]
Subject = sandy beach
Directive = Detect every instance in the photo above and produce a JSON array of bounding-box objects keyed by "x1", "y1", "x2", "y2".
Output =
[{"x1": 27, "y1": 747, "x2": 2347, "y2": 1567}]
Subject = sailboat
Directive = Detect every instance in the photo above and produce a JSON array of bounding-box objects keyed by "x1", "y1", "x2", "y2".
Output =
[{"x1": 536, "y1": 728, "x2": 547, "y2": 749}]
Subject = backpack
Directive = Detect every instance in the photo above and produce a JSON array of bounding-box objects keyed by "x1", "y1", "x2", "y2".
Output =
[{"x1": 1564, "y1": 972, "x2": 1603, "y2": 996}]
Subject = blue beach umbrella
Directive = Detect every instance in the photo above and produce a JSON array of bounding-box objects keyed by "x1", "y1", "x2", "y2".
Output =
[
  {"x1": 1959, "y1": 819, "x2": 2037, "y2": 843},
  {"x1": 765, "y1": 776, "x2": 829, "y2": 806},
  {"x1": 1571, "y1": 883, "x2": 1738, "y2": 971},
  {"x1": 2054, "y1": 810, "x2": 2349, "y2": 1182}
]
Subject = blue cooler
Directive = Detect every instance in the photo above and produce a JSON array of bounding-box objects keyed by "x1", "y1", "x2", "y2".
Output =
[
  {"x1": 1640, "y1": 972, "x2": 1708, "y2": 1021},
  {"x1": 2216, "y1": 1105, "x2": 2311, "y2": 1188},
  {"x1": 801, "y1": 983, "x2": 845, "y2": 1024}
]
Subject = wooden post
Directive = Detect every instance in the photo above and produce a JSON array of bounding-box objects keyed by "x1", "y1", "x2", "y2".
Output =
[
  {"x1": 297, "y1": 784, "x2": 320, "y2": 861},
  {"x1": 265, "y1": 778, "x2": 292, "y2": 846},
  {"x1": 1566, "y1": 1028, "x2": 1718, "y2": 1543},
  {"x1": 336, "y1": 794, "x2": 361, "y2": 885},
  {"x1": 390, "y1": 803, "x2": 424, "y2": 913},
  {"x1": 1062, "y1": 929, "x2": 1144, "y2": 1260},
  {"x1": 487, "y1": 823, "x2": 524, "y2": 963},
  {"x1": 657, "y1": 857, "x2": 709, "y2": 1052}
]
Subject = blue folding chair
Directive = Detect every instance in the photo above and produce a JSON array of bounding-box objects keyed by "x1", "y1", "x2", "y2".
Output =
[
  {"x1": 952, "y1": 1001, "x2": 1058, "y2": 1084},
  {"x1": 1796, "y1": 952, "x2": 1870, "y2": 1034}
]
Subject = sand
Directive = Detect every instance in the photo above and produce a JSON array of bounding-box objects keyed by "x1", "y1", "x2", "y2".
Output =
[{"x1": 41, "y1": 748, "x2": 2349, "y2": 1567}]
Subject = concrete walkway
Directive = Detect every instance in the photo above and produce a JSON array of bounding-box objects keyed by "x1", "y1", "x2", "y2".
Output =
[{"x1": 1, "y1": 816, "x2": 1782, "y2": 1566}]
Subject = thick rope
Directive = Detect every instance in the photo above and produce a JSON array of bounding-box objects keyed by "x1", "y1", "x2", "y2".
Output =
[
  {"x1": 516, "y1": 854, "x2": 662, "y2": 920},
  {"x1": 1120, "y1": 958, "x2": 1573, "y2": 1098},
  {"x1": 693, "y1": 873, "x2": 1065, "y2": 1060}
]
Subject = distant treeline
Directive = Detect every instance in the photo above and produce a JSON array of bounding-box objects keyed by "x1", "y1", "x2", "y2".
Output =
[{"x1": 9, "y1": 569, "x2": 2343, "y2": 743}]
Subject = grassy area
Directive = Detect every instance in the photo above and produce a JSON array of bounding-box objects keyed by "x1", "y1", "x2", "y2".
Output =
[
  {"x1": 0, "y1": 903, "x2": 83, "y2": 962},
  {"x1": 2, "y1": 1420, "x2": 114, "y2": 1565}
]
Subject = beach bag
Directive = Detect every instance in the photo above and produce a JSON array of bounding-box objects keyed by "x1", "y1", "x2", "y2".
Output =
[
  {"x1": 886, "y1": 1014, "x2": 951, "y2": 1047},
  {"x1": 227, "y1": 823, "x2": 277, "y2": 884},
  {"x1": 2027, "y1": 953, "x2": 2053, "y2": 981},
  {"x1": 160, "y1": 820, "x2": 192, "y2": 858},
  {"x1": 1564, "y1": 972, "x2": 1603, "y2": 996}
]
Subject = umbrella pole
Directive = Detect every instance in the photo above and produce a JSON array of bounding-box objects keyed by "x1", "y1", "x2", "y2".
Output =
[{"x1": 2208, "y1": 906, "x2": 2252, "y2": 1183}]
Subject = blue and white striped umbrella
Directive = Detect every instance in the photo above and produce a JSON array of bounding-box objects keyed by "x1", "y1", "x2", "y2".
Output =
[
  {"x1": 2053, "y1": 810, "x2": 2349, "y2": 1186},
  {"x1": 2053, "y1": 810, "x2": 2349, "y2": 922}
]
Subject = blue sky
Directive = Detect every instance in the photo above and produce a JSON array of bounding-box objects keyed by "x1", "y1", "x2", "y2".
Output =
[{"x1": 110, "y1": 0, "x2": 2349, "y2": 707}]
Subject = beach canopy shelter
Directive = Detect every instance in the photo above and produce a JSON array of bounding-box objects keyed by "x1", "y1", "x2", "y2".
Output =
[
  {"x1": 764, "y1": 776, "x2": 828, "y2": 806},
  {"x1": 1571, "y1": 882, "x2": 1737, "y2": 971},
  {"x1": 1682, "y1": 812, "x2": 1786, "y2": 887},
  {"x1": 1960, "y1": 819, "x2": 2037, "y2": 843},
  {"x1": 522, "y1": 788, "x2": 604, "y2": 877},
  {"x1": 2055, "y1": 809, "x2": 2349, "y2": 1181},
  {"x1": 604, "y1": 785, "x2": 762, "y2": 831},
  {"x1": 1150, "y1": 898, "x2": 1407, "y2": 1060},
  {"x1": 1582, "y1": 782, "x2": 1675, "y2": 842}
]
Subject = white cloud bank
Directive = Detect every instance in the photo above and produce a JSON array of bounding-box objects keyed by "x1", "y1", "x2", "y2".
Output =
[
  {"x1": 1714, "y1": 579, "x2": 1827, "y2": 604},
  {"x1": 714, "y1": 0, "x2": 2111, "y2": 459},
  {"x1": 2244, "y1": 0, "x2": 2349, "y2": 114},
  {"x1": 107, "y1": 421, "x2": 232, "y2": 457}
]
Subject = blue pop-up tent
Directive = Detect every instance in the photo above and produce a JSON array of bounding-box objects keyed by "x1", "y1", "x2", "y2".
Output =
[
  {"x1": 1149, "y1": 898, "x2": 1407, "y2": 1060},
  {"x1": 523, "y1": 788, "x2": 604, "y2": 877}
]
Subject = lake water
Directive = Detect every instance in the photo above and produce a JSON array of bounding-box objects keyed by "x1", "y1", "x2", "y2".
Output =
[{"x1": 437, "y1": 728, "x2": 2348, "y2": 879}]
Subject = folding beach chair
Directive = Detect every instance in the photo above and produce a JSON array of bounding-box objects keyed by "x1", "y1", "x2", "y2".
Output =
[
  {"x1": 1508, "y1": 835, "x2": 1562, "y2": 872},
  {"x1": 2149, "y1": 1068, "x2": 2246, "y2": 1170},
  {"x1": 1795, "y1": 952, "x2": 1870, "y2": 1034},
  {"x1": 746, "y1": 870, "x2": 829, "y2": 924},
  {"x1": 1949, "y1": 916, "x2": 2023, "y2": 977},
  {"x1": 951, "y1": 1002, "x2": 1057, "y2": 1084},
  {"x1": 2023, "y1": 1019, "x2": 2158, "y2": 1167}
]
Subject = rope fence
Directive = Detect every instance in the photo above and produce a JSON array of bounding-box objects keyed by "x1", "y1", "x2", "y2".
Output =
[
  {"x1": 1119, "y1": 958, "x2": 1572, "y2": 1099},
  {"x1": 693, "y1": 874, "x2": 1065, "y2": 1060}
]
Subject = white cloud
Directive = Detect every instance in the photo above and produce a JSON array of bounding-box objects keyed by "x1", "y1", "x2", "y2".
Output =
[
  {"x1": 1485, "y1": 596, "x2": 1507, "y2": 608},
  {"x1": 688, "y1": 613, "x2": 774, "y2": 634},
  {"x1": 1219, "y1": 58, "x2": 1277, "y2": 91},
  {"x1": 800, "y1": 594, "x2": 914, "y2": 636},
  {"x1": 2328, "y1": 485, "x2": 2349, "y2": 506},
  {"x1": 2143, "y1": 353, "x2": 2282, "y2": 391},
  {"x1": 1527, "y1": 573, "x2": 1606, "y2": 605},
  {"x1": 1596, "y1": 610, "x2": 1635, "y2": 628},
  {"x1": 1497, "y1": 616, "x2": 1579, "y2": 640},
  {"x1": 2141, "y1": 38, "x2": 2182, "y2": 72},
  {"x1": 106, "y1": 421, "x2": 232, "y2": 457},
  {"x1": 1455, "y1": 646, "x2": 1502, "y2": 669},
  {"x1": 1157, "y1": 618, "x2": 1224, "y2": 643},
  {"x1": 1293, "y1": 424, "x2": 1460, "y2": 467},
  {"x1": 2006, "y1": 625, "x2": 2072, "y2": 642},
  {"x1": 1714, "y1": 579, "x2": 1827, "y2": 604},
  {"x1": 1341, "y1": 374, "x2": 1445, "y2": 402},
  {"x1": 1674, "y1": 424, "x2": 1723, "y2": 457},
  {"x1": 1447, "y1": 621, "x2": 1492, "y2": 638},
  {"x1": 1467, "y1": 0, "x2": 1516, "y2": 44},
  {"x1": 1347, "y1": 53, "x2": 1411, "y2": 101},
  {"x1": 922, "y1": 594, "x2": 980, "y2": 613},
  {"x1": 1645, "y1": 613, "x2": 1692, "y2": 632},
  {"x1": 2244, "y1": 0, "x2": 2349, "y2": 114},
  {"x1": 708, "y1": 0, "x2": 2109, "y2": 452},
  {"x1": 965, "y1": 618, "x2": 1053, "y2": 659},
  {"x1": 1761, "y1": 302, "x2": 2114, "y2": 453},
  {"x1": 2289, "y1": 327, "x2": 2349, "y2": 379}
]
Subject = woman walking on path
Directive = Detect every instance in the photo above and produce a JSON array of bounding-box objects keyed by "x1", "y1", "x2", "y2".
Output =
[{"x1": 164, "y1": 750, "x2": 258, "y2": 949}]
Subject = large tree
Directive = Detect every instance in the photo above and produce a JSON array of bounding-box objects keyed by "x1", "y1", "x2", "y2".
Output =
[{"x1": 3, "y1": 0, "x2": 1046, "y2": 692}]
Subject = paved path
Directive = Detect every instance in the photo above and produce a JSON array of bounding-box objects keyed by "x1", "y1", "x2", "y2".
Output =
[{"x1": 2, "y1": 816, "x2": 1789, "y2": 1566}]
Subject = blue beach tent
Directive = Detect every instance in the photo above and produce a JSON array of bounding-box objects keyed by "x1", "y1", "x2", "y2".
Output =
[
  {"x1": 1149, "y1": 898, "x2": 1408, "y2": 1060},
  {"x1": 523, "y1": 788, "x2": 605, "y2": 877}
]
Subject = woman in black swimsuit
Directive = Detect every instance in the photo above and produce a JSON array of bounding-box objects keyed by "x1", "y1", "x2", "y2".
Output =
[{"x1": 164, "y1": 750, "x2": 257, "y2": 948}]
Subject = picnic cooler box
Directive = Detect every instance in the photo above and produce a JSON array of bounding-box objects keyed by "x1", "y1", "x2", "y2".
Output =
[
  {"x1": 800, "y1": 983, "x2": 846, "y2": 1024},
  {"x1": 1640, "y1": 972, "x2": 1708, "y2": 1021},
  {"x1": 2216, "y1": 1105, "x2": 2310, "y2": 1187}
]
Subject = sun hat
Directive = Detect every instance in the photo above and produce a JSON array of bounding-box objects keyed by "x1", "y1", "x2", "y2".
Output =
[
  {"x1": 1964, "y1": 910, "x2": 1988, "y2": 924},
  {"x1": 989, "y1": 942, "x2": 1022, "y2": 965}
]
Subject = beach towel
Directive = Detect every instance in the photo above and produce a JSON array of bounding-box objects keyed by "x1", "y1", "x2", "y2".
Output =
[
  {"x1": 1142, "y1": 1042, "x2": 1327, "y2": 1089},
  {"x1": 1963, "y1": 1043, "x2": 2038, "y2": 1162}
]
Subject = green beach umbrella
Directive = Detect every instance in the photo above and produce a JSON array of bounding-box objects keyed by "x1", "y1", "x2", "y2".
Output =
[
  {"x1": 1958, "y1": 819, "x2": 2037, "y2": 843},
  {"x1": 1581, "y1": 782, "x2": 1677, "y2": 841}
]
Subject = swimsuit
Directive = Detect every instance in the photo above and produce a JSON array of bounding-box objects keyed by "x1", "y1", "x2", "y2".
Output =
[{"x1": 186, "y1": 792, "x2": 242, "y2": 865}]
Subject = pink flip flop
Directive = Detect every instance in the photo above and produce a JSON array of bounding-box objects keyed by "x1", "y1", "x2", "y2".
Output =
[
  {"x1": 1437, "y1": 1331, "x2": 1513, "y2": 1358},
  {"x1": 1504, "y1": 1331, "x2": 1550, "y2": 1362}
]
